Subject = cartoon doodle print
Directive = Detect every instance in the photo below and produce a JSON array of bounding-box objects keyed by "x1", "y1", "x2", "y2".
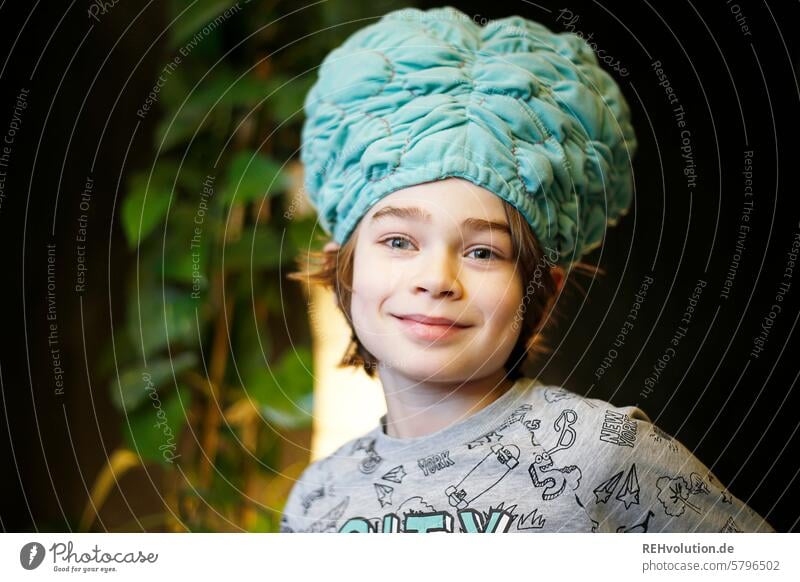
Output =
[
  {"x1": 465, "y1": 404, "x2": 532, "y2": 449},
  {"x1": 299, "y1": 469, "x2": 336, "y2": 515},
  {"x1": 455, "y1": 502, "x2": 518, "y2": 533},
  {"x1": 526, "y1": 409, "x2": 581, "y2": 501},
  {"x1": 445, "y1": 444, "x2": 520, "y2": 509},
  {"x1": 523, "y1": 409, "x2": 576, "y2": 452},
  {"x1": 616, "y1": 510, "x2": 655, "y2": 533},
  {"x1": 523, "y1": 418, "x2": 541, "y2": 436},
  {"x1": 549, "y1": 409, "x2": 578, "y2": 454},
  {"x1": 381, "y1": 465, "x2": 407, "y2": 484},
  {"x1": 279, "y1": 515, "x2": 294, "y2": 533},
  {"x1": 372, "y1": 465, "x2": 407, "y2": 507},
  {"x1": 351, "y1": 437, "x2": 382, "y2": 474},
  {"x1": 649, "y1": 425, "x2": 679, "y2": 453},
  {"x1": 599, "y1": 409, "x2": 637, "y2": 447},
  {"x1": 516, "y1": 507, "x2": 546, "y2": 530},
  {"x1": 417, "y1": 450, "x2": 455, "y2": 476},
  {"x1": 593, "y1": 464, "x2": 641, "y2": 510},
  {"x1": 544, "y1": 387, "x2": 575, "y2": 404},
  {"x1": 720, "y1": 516, "x2": 742, "y2": 533},
  {"x1": 707, "y1": 472, "x2": 732, "y2": 504},
  {"x1": 574, "y1": 494, "x2": 653, "y2": 533},
  {"x1": 656, "y1": 474, "x2": 705, "y2": 517},
  {"x1": 544, "y1": 387, "x2": 598, "y2": 408},
  {"x1": 374, "y1": 483, "x2": 394, "y2": 508},
  {"x1": 338, "y1": 498, "x2": 520, "y2": 533},
  {"x1": 688, "y1": 472, "x2": 710, "y2": 496},
  {"x1": 301, "y1": 487, "x2": 325, "y2": 515},
  {"x1": 529, "y1": 450, "x2": 582, "y2": 501},
  {"x1": 574, "y1": 494, "x2": 599, "y2": 532},
  {"x1": 305, "y1": 497, "x2": 350, "y2": 532},
  {"x1": 398, "y1": 495, "x2": 437, "y2": 516}
]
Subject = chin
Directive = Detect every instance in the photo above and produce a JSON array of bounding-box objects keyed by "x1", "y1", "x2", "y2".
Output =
[{"x1": 374, "y1": 350, "x2": 476, "y2": 381}]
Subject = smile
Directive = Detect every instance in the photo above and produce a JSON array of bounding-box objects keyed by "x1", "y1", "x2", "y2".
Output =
[{"x1": 391, "y1": 315, "x2": 472, "y2": 342}]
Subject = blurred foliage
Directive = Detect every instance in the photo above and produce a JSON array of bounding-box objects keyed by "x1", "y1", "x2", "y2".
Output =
[{"x1": 93, "y1": 0, "x2": 411, "y2": 533}]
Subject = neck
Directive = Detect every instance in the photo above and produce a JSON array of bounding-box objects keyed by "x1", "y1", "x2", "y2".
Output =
[{"x1": 377, "y1": 367, "x2": 516, "y2": 439}]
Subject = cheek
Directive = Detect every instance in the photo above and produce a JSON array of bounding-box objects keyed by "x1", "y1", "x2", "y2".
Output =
[
  {"x1": 478, "y1": 275, "x2": 524, "y2": 328},
  {"x1": 353, "y1": 258, "x2": 388, "y2": 301},
  {"x1": 351, "y1": 250, "x2": 394, "y2": 320}
]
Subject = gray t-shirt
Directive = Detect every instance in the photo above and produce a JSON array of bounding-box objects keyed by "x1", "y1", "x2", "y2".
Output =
[{"x1": 280, "y1": 377, "x2": 774, "y2": 533}]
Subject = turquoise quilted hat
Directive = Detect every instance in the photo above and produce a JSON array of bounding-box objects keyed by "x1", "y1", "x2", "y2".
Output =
[{"x1": 300, "y1": 6, "x2": 637, "y2": 266}]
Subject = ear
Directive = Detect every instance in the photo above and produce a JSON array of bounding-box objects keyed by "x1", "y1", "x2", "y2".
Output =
[{"x1": 551, "y1": 266, "x2": 566, "y2": 294}]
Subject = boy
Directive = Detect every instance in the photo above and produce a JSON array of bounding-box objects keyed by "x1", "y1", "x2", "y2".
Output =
[{"x1": 280, "y1": 7, "x2": 774, "y2": 533}]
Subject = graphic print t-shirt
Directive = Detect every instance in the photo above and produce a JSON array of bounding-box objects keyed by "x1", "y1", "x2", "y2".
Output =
[{"x1": 280, "y1": 378, "x2": 774, "y2": 533}]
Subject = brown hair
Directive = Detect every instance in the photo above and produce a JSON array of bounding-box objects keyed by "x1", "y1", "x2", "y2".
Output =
[{"x1": 287, "y1": 199, "x2": 599, "y2": 379}]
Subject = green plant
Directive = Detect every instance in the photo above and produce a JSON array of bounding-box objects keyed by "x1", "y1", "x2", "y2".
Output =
[{"x1": 89, "y1": 0, "x2": 336, "y2": 533}]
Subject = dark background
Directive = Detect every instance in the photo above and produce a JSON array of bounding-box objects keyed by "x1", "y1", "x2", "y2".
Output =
[{"x1": 1, "y1": 0, "x2": 798, "y2": 532}]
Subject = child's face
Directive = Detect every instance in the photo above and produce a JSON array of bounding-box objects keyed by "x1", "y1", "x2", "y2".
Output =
[{"x1": 349, "y1": 178, "x2": 524, "y2": 382}]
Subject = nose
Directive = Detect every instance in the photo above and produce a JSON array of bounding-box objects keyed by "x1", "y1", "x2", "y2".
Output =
[{"x1": 411, "y1": 245, "x2": 463, "y2": 299}]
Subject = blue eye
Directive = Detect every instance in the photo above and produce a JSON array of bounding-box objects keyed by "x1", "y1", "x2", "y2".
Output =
[
  {"x1": 380, "y1": 238, "x2": 501, "y2": 261},
  {"x1": 381, "y1": 236, "x2": 414, "y2": 250}
]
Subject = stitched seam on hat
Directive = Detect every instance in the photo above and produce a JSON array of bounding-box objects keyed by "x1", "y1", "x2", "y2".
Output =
[
  {"x1": 371, "y1": 50, "x2": 396, "y2": 99},
  {"x1": 361, "y1": 108, "x2": 391, "y2": 137},
  {"x1": 508, "y1": 138, "x2": 527, "y2": 198},
  {"x1": 316, "y1": 99, "x2": 350, "y2": 183},
  {"x1": 323, "y1": 98, "x2": 390, "y2": 140},
  {"x1": 378, "y1": 117, "x2": 416, "y2": 182},
  {"x1": 319, "y1": 97, "x2": 393, "y2": 182},
  {"x1": 323, "y1": 48, "x2": 397, "y2": 104},
  {"x1": 417, "y1": 23, "x2": 462, "y2": 55}
]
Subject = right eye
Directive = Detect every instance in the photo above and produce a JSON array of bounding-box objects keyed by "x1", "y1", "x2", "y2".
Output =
[{"x1": 380, "y1": 236, "x2": 416, "y2": 251}]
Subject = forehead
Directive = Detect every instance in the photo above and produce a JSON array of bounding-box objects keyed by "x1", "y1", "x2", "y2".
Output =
[{"x1": 365, "y1": 178, "x2": 506, "y2": 223}]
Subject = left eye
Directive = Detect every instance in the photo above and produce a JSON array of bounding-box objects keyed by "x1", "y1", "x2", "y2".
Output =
[{"x1": 467, "y1": 247, "x2": 499, "y2": 261}]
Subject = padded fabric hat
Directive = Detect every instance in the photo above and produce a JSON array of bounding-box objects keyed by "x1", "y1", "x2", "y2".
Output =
[{"x1": 300, "y1": 6, "x2": 637, "y2": 266}]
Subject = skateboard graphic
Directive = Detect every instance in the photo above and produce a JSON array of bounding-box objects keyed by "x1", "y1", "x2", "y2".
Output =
[{"x1": 445, "y1": 444, "x2": 520, "y2": 509}]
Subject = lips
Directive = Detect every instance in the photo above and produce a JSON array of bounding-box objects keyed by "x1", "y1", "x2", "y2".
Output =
[
  {"x1": 392, "y1": 314, "x2": 472, "y2": 342},
  {"x1": 393, "y1": 314, "x2": 471, "y2": 327}
]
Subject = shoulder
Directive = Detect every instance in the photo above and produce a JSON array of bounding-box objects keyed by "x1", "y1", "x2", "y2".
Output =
[
  {"x1": 535, "y1": 390, "x2": 776, "y2": 532},
  {"x1": 283, "y1": 425, "x2": 383, "y2": 503},
  {"x1": 296, "y1": 425, "x2": 384, "y2": 486},
  {"x1": 280, "y1": 426, "x2": 382, "y2": 532},
  {"x1": 528, "y1": 383, "x2": 653, "y2": 436},
  {"x1": 539, "y1": 387, "x2": 682, "y2": 472}
]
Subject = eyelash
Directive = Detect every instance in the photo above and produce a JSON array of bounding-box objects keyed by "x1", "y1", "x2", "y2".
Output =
[{"x1": 379, "y1": 236, "x2": 502, "y2": 261}]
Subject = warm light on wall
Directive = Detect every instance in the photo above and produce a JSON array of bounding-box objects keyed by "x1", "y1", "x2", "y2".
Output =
[{"x1": 308, "y1": 284, "x2": 386, "y2": 462}]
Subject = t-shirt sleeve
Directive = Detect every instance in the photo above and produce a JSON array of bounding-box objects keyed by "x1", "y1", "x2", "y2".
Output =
[
  {"x1": 574, "y1": 404, "x2": 776, "y2": 533},
  {"x1": 279, "y1": 461, "x2": 323, "y2": 533}
]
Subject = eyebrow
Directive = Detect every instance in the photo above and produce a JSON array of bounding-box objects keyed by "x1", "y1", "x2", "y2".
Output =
[{"x1": 370, "y1": 206, "x2": 511, "y2": 236}]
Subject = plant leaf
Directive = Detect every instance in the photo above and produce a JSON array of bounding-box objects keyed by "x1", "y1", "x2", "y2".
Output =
[
  {"x1": 244, "y1": 346, "x2": 313, "y2": 430},
  {"x1": 221, "y1": 151, "x2": 285, "y2": 205},
  {"x1": 122, "y1": 166, "x2": 178, "y2": 249},
  {"x1": 123, "y1": 386, "x2": 192, "y2": 465},
  {"x1": 157, "y1": 71, "x2": 274, "y2": 150},
  {"x1": 112, "y1": 352, "x2": 197, "y2": 413},
  {"x1": 167, "y1": 0, "x2": 242, "y2": 50},
  {"x1": 128, "y1": 283, "x2": 200, "y2": 359},
  {"x1": 224, "y1": 227, "x2": 285, "y2": 271}
]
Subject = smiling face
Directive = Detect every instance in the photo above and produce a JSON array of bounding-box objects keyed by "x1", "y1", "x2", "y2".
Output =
[{"x1": 348, "y1": 178, "x2": 525, "y2": 383}]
